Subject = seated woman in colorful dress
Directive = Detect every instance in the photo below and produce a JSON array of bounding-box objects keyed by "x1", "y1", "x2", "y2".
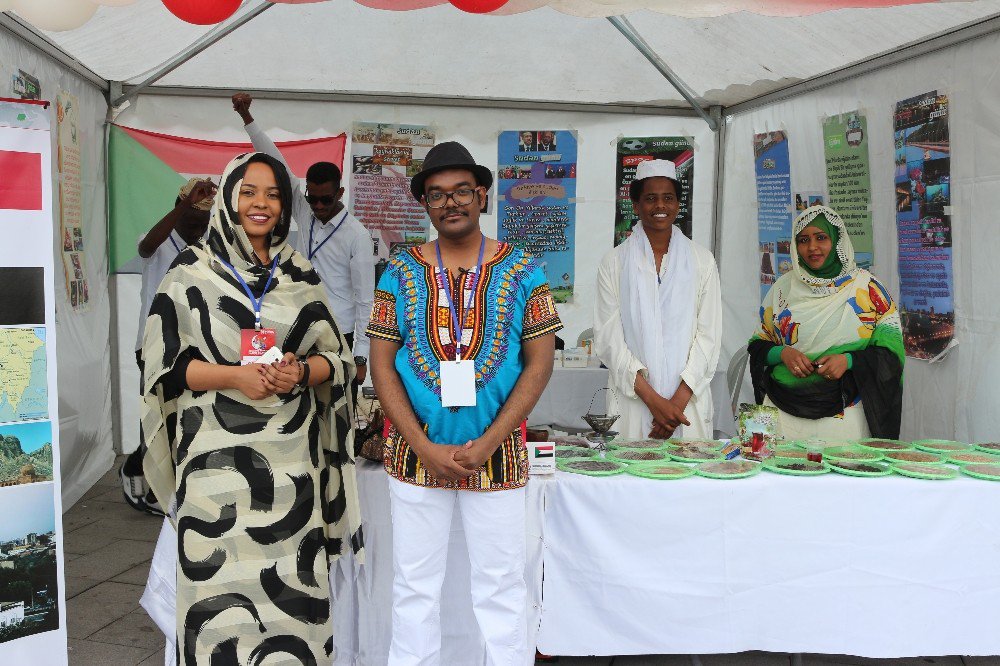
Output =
[{"x1": 748, "y1": 205, "x2": 904, "y2": 440}]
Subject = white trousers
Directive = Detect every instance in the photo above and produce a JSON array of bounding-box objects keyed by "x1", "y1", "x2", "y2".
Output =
[{"x1": 387, "y1": 477, "x2": 530, "y2": 666}]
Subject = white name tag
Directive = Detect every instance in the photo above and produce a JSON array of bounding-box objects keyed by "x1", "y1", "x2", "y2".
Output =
[{"x1": 440, "y1": 360, "x2": 476, "y2": 407}]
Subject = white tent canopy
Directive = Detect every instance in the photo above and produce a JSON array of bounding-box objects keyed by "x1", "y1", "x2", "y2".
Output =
[{"x1": 35, "y1": 0, "x2": 1000, "y2": 108}]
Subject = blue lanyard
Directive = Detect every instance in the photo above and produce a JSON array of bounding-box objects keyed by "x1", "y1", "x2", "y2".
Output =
[
  {"x1": 169, "y1": 235, "x2": 182, "y2": 254},
  {"x1": 216, "y1": 252, "x2": 280, "y2": 331},
  {"x1": 435, "y1": 236, "x2": 486, "y2": 361},
  {"x1": 308, "y1": 209, "x2": 348, "y2": 260}
]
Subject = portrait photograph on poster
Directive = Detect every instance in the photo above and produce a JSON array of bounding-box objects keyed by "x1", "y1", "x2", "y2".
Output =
[
  {"x1": 0, "y1": 483, "x2": 59, "y2": 645},
  {"x1": 0, "y1": 421, "x2": 53, "y2": 487}
]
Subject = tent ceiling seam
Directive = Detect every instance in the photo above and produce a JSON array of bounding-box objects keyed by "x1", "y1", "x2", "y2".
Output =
[
  {"x1": 724, "y1": 10, "x2": 1000, "y2": 117},
  {"x1": 0, "y1": 12, "x2": 107, "y2": 92},
  {"x1": 119, "y1": 84, "x2": 703, "y2": 117},
  {"x1": 606, "y1": 15, "x2": 719, "y2": 131},
  {"x1": 111, "y1": 1, "x2": 274, "y2": 108}
]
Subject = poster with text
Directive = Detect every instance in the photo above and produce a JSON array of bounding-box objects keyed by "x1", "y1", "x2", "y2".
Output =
[
  {"x1": 824, "y1": 111, "x2": 874, "y2": 269},
  {"x1": 754, "y1": 131, "x2": 793, "y2": 301},
  {"x1": 56, "y1": 92, "x2": 88, "y2": 311},
  {"x1": 0, "y1": 99, "x2": 68, "y2": 665},
  {"x1": 497, "y1": 130, "x2": 577, "y2": 303},
  {"x1": 614, "y1": 136, "x2": 694, "y2": 245},
  {"x1": 349, "y1": 122, "x2": 435, "y2": 269},
  {"x1": 894, "y1": 91, "x2": 954, "y2": 360}
]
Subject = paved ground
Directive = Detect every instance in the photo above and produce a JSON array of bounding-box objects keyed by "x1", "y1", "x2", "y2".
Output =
[{"x1": 62, "y1": 458, "x2": 996, "y2": 665}]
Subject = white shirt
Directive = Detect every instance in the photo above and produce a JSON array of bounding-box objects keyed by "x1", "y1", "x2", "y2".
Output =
[
  {"x1": 244, "y1": 121, "x2": 375, "y2": 358},
  {"x1": 135, "y1": 230, "x2": 186, "y2": 352},
  {"x1": 593, "y1": 238, "x2": 722, "y2": 439}
]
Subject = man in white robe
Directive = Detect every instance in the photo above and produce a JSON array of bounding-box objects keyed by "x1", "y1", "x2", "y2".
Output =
[{"x1": 593, "y1": 160, "x2": 722, "y2": 440}]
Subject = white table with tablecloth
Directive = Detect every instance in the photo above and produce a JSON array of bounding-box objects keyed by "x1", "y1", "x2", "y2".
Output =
[{"x1": 332, "y1": 460, "x2": 1000, "y2": 662}]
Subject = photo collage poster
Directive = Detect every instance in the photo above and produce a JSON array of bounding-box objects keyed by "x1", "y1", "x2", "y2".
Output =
[
  {"x1": 497, "y1": 130, "x2": 577, "y2": 303},
  {"x1": 0, "y1": 99, "x2": 67, "y2": 664},
  {"x1": 894, "y1": 91, "x2": 954, "y2": 359},
  {"x1": 349, "y1": 122, "x2": 436, "y2": 282}
]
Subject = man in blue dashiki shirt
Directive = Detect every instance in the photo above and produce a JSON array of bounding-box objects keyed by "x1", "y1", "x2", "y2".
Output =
[{"x1": 367, "y1": 141, "x2": 561, "y2": 665}]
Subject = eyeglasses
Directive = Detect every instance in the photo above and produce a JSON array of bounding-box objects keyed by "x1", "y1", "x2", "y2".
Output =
[
  {"x1": 424, "y1": 188, "x2": 478, "y2": 209},
  {"x1": 306, "y1": 194, "x2": 336, "y2": 205}
]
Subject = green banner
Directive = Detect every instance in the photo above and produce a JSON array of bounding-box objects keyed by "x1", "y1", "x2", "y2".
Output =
[
  {"x1": 107, "y1": 126, "x2": 186, "y2": 273},
  {"x1": 823, "y1": 112, "x2": 873, "y2": 269}
]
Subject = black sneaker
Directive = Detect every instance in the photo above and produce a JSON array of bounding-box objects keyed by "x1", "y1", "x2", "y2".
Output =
[{"x1": 118, "y1": 452, "x2": 166, "y2": 517}]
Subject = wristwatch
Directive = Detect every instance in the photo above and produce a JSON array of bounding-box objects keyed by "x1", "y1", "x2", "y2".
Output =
[{"x1": 354, "y1": 356, "x2": 368, "y2": 367}]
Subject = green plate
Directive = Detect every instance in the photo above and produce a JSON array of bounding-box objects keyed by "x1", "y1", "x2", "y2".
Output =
[
  {"x1": 824, "y1": 446, "x2": 884, "y2": 462},
  {"x1": 555, "y1": 446, "x2": 596, "y2": 460},
  {"x1": 763, "y1": 457, "x2": 830, "y2": 476},
  {"x1": 608, "y1": 438, "x2": 667, "y2": 451},
  {"x1": 626, "y1": 462, "x2": 697, "y2": 480},
  {"x1": 858, "y1": 438, "x2": 915, "y2": 453},
  {"x1": 882, "y1": 450, "x2": 945, "y2": 464},
  {"x1": 774, "y1": 445, "x2": 809, "y2": 460},
  {"x1": 891, "y1": 462, "x2": 959, "y2": 480},
  {"x1": 828, "y1": 460, "x2": 893, "y2": 477},
  {"x1": 694, "y1": 459, "x2": 762, "y2": 479},
  {"x1": 557, "y1": 459, "x2": 628, "y2": 477},
  {"x1": 667, "y1": 438, "x2": 725, "y2": 450},
  {"x1": 668, "y1": 446, "x2": 725, "y2": 463},
  {"x1": 959, "y1": 463, "x2": 1000, "y2": 481},
  {"x1": 946, "y1": 451, "x2": 1000, "y2": 465},
  {"x1": 552, "y1": 436, "x2": 593, "y2": 449},
  {"x1": 912, "y1": 439, "x2": 972, "y2": 453},
  {"x1": 974, "y1": 442, "x2": 1000, "y2": 454},
  {"x1": 606, "y1": 448, "x2": 671, "y2": 465}
]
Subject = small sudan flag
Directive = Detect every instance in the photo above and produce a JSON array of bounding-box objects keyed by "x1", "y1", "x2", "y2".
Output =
[{"x1": 534, "y1": 444, "x2": 554, "y2": 458}]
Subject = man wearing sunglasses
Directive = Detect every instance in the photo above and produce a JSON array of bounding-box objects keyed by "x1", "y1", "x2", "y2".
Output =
[{"x1": 234, "y1": 93, "x2": 374, "y2": 381}]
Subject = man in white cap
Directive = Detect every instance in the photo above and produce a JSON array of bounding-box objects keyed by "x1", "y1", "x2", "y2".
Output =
[
  {"x1": 593, "y1": 159, "x2": 722, "y2": 439},
  {"x1": 121, "y1": 178, "x2": 214, "y2": 515}
]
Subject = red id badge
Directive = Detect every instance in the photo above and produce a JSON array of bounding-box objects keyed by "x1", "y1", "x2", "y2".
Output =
[{"x1": 241, "y1": 328, "x2": 277, "y2": 365}]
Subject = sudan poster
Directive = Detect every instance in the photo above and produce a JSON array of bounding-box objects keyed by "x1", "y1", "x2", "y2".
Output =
[
  {"x1": 108, "y1": 125, "x2": 346, "y2": 273},
  {"x1": 497, "y1": 130, "x2": 577, "y2": 303},
  {"x1": 893, "y1": 91, "x2": 954, "y2": 360},
  {"x1": 614, "y1": 136, "x2": 694, "y2": 245},
  {"x1": 753, "y1": 131, "x2": 793, "y2": 301}
]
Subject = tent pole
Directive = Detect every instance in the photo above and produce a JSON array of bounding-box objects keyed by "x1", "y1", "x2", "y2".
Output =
[
  {"x1": 607, "y1": 15, "x2": 718, "y2": 132},
  {"x1": 709, "y1": 106, "x2": 726, "y2": 258},
  {"x1": 111, "y1": 1, "x2": 274, "y2": 109}
]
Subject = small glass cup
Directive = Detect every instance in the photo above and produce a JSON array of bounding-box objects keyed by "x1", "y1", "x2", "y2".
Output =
[{"x1": 806, "y1": 438, "x2": 826, "y2": 463}]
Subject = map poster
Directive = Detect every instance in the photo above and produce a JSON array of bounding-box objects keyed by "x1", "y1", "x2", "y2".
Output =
[
  {"x1": 0, "y1": 100, "x2": 68, "y2": 664},
  {"x1": 894, "y1": 91, "x2": 954, "y2": 360},
  {"x1": 824, "y1": 111, "x2": 874, "y2": 269},
  {"x1": 753, "y1": 131, "x2": 793, "y2": 301},
  {"x1": 56, "y1": 91, "x2": 88, "y2": 311},
  {"x1": 349, "y1": 122, "x2": 436, "y2": 273},
  {"x1": 497, "y1": 130, "x2": 577, "y2": 303},
  {"x1": 614, "y1": 136, "x2": 694, "y2": 245}
]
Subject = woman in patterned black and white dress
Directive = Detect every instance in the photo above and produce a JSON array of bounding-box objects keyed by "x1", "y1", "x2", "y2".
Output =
[{"x1": 139, "y1": 152, "x2": 363, "y2": 665}]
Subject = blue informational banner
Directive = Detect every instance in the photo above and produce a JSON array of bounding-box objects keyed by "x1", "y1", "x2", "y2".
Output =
[
  {"x1": 753, "y1": 131, "x2": 793, "y2": 301},
  {"x1": 497, "y1": 130, "x2": 577, "y2": 303}
]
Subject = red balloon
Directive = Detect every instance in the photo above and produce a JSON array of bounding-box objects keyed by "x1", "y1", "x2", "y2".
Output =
[
  {"x1": 448, "y1": 0, "x2": 509, "y2": 13},
  {"x1": 161, "y1": 0, "x2": 242, "y2": 25}
]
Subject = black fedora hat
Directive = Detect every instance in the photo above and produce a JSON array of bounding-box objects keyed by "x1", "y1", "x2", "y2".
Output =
[{"x1": 410, "y1": 141, "x2": 494, "y2": 201}]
